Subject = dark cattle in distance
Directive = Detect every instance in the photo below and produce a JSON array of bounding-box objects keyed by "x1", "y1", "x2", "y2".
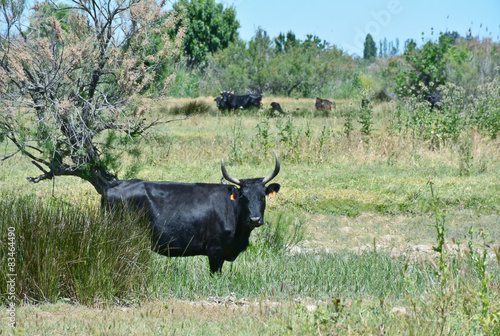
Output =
[
  {"x1": 214, "y1": 96, "x2": 227, "y2": 110},
  {"x1": 428, "y1": 92, "x2": 442, "y2": 109},
  {"x1": 221, "y1": 91, "x2": 263, "y2": 110},
  {"x1": 102, "y1": 154, "x2": 281, "y2": 273},
  {"x1": 315, "y1": 97, "x2": 334, "y2": 110},
  {"x1": 270, "y1": 102, "x2": 283, "y2": 113}
]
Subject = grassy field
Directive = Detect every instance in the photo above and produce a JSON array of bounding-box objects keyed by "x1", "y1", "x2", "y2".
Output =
[{"x1": 1, "y1": 97, "x2": 500, "y2": 335}]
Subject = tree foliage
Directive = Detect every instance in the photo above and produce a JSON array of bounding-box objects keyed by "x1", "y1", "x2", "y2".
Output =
[
  {"x1": 275, "y1": 31, "x2": 299, "y2": 53},
  {"x1": 395, "y1": 32, "x2": 457, "y2": 98},
  {"x1": 444, "y1": 38, "x2": 500, "y2": 95},
  {"x1": 363, "y1": 34, "x2": 377, "y2": 60},
  {"x1": 210, "y1": 28, "x2": 354, "y2": 97},
  {"x1": 378, "y1": 37, "x2": 399, "y2": 58},
  {"x1": 173, "y1": 0, "x2": 239, "y2": 67},
  {"x1": 0, "y1": 0, "x2": 186, "y2": 194}
]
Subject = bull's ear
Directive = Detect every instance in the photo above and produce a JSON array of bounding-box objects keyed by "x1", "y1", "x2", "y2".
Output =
[
  {"x1": 228, "y1": 186, "x2": 239, "y2": 201},
  {"x1": 266, "y1": 183, "x2": 280, "y2": 198}
]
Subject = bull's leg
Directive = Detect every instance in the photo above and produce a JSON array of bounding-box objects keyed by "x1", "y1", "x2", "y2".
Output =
[{"x1": 208, "y1": 254, "x2": 224, "y2": 273}]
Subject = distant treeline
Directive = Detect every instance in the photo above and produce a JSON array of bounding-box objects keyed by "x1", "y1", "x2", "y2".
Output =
[
  {"x1": 163, "y1": 29, "x2": 499, "y2": 102},
  {"x1": 140, "y1": 1, "x2": 499, "y2": 100}
]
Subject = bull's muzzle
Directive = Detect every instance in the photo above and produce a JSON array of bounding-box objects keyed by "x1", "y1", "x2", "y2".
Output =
[{"x1": 250, "y1": 216, "x2": 263, "y2": 227}]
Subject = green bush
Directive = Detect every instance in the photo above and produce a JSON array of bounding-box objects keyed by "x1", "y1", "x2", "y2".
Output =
[
  {"x1": 471, "y1": 73, "x2": 500, "y2": 139},
  {"x1": 168, "y1": 100, "x2": 214, "y2": 116},
  {"x1": 392, "y1": 76, "x2": 499, "y2": 145}
]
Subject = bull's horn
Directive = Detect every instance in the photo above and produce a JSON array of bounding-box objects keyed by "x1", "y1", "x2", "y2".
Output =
[
  {"x1": 221, "y1": 159, "x2": 241, "y2": 186},
  {"x1": 262, "y1": 153, "x2": 280, "y2": 184}
]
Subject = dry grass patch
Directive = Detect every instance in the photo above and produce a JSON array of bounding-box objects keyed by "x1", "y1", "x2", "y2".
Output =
[
  {"x1": 302, "y1": 211, "x2": 500, "y2": 255},
  {"x1": 9, "y1": 299, "x2": 299, "y2": 335}
]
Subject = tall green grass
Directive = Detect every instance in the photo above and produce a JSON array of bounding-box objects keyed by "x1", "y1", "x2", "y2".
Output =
[
  {"x1": 0, "y1": 197, "x2": 152, "y2": 305},
  {"x1": 252, "y1": 211, "x2": 306, "y2": 252},
  {"x1": 145, "y1": 248, "x2": 423, "y2": 301}
]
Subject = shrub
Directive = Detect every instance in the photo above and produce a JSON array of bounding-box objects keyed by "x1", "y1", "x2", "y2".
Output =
[
  {"x1": 168, "y1": 100, "x2": 214, "y2": 116},
  {"x1": 471, "y1": 72, "x2": 500, "y2": 139}
]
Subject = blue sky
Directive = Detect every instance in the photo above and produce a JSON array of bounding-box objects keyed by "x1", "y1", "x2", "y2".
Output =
[{"x1": 220, "y1": 0, "x2": 500, "y2": 56}]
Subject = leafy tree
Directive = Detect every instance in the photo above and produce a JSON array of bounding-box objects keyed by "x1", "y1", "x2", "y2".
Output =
[
  {"x1": 391, "y1": 38, "x2": 400, "y2": 56},
  {"x1": 404, "y1": 38, "x2": 417, "y2": 53},
  {"x1": 0, "y1": 0, "x2": 186, "y2": 194},
  {"x1": 267, "y1": 40, "x2": 349, "y2": 97},
  {"x1": 363, "y1": 34, "x2": 377, "y2": 60},
  {"x1": 395, "y1": 32, "x2": 455, "y2": 98},
  {"x1": 275, "y1": 31, "x2": 298, "y2": 53},
  {"x1": 379, "y1": 38, "x2": 386, "y2": 58},
  {"x1": 378, "y1": 38, "x2": 400, "y2": 58},
  {"x1": 304, "y1": 34, "x2": 328, "y2": 50},
  {"x1": 444, "y1": 37, "x2": 500, "y2": 95},
  {"x1": 247, "y1": 27, "x2": 274, "y2": 93},
  {"x1": 173, "y1": 0, "x2": 240, "y2": 67},
  {"x1": 209, "y1": 37, "x2": 250, "y2": 93},
  {"x1": 275, "y1": 32, "x2": 327, "y2": 53},
  {"x1": 210, "y1": 28, "x2": 354, "y2": 97}
]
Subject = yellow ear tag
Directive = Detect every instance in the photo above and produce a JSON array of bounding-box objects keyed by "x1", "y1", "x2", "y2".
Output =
[
  {"x1": 230, "y1": 193, "x2": 237, "y2": 201},
  {"x1": 268, "y1": 191, "x2": 276, "y2": 198}
]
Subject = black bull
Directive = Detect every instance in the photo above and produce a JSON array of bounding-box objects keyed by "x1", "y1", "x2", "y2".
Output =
[
  {"x1": 214, "y1": 96, "x2": 227, "y2": 110},
  {"x1": 219, "y1": 91, "x2": 263, "y2": 110},
  {"x1": 101, "y1": 155, "x2": 280, "y2": 273}
]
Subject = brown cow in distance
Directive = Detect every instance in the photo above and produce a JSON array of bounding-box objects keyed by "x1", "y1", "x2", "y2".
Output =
[{"x1": 315, "y1": 97, "x2": 334, "y2": 110}]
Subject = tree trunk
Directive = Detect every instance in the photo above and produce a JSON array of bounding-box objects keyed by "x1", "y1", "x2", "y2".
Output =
[{"x1": 84, "y1": 168, "x2": 118, "y2": 195}]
